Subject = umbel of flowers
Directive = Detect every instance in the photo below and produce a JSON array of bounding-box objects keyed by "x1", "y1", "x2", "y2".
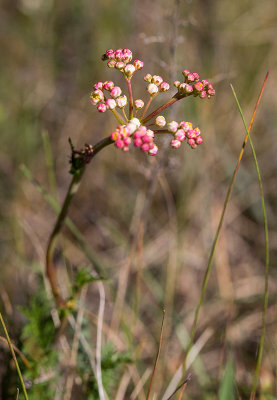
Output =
[{"x1": 90, "y1": 48, "x2": 215, "y2": 157}]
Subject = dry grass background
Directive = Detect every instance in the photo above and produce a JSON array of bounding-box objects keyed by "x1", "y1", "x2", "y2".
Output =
[{"x1": 1, "y1": 0, "x2": 277, "y2": 399}]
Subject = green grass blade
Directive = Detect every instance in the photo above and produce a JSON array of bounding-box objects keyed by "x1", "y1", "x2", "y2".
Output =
[
  {"x1": 218, "y1": 361, "x2": 235, "y2": 400},
  {"x1": 183, "y1": 73, "x2": 269, "y2": 379},
  {"x1": 230, "y1": 83, "x2": 269, "y2": 400},
  {"x1": 0, "y1": 313, "x2": 29, "y2": 400}
]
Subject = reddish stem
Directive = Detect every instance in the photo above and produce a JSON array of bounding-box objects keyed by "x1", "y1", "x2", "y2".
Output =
[
  {"x1": 127, "y1": 78, "x2": 134, "y2": 119},
  {"x1": 141, "y1": 95, "x2": 181, "y2": 124}
]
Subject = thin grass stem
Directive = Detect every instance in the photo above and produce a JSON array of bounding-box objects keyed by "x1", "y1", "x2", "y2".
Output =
[
  {"x1": 146, "y1": 310, "x2": 165, "y2": 400},
  {"x1": 183, "y1": 73, "x2": 269, "y2": 374},
  {"x1": 0, "y1": 313, "x2": 29, "y2": 400},
  {"x1": 230, "y1": 78, "x2": 270, "y2": 400}
]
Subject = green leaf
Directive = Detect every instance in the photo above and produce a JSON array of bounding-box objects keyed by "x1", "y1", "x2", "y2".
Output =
[
  {"x1": 218, "y1": 361, "x2": 236, "y2": 400},
  {"x1": 73, "y1": 266, "x2": 105, "y2": 294}
]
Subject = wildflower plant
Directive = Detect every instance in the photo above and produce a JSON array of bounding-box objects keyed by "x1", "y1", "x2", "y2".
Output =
[
  {"x1": 90, "y1": 48, "x2": 215, "y2": 156},
  {"x1": 46, "y1": 48, "x2": 215, "y2": 308}
]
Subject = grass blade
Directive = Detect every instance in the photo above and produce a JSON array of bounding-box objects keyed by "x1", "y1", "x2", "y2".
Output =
[
  {"x1": 0, "y1": 313, "x2": 29, "y2": 400},
  {"x1": 230, "y1": 80, "x2": 270, "y2": 400},
  {"x1": 183, "y1": 72, "x2": 269, "y2": 376}
]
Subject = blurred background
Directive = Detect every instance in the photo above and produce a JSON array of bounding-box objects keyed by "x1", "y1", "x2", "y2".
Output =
[{"x1": 1, "y1": 0, "x2": 277, "y2": 399}]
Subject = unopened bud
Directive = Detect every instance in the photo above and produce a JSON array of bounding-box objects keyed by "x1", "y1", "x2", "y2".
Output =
[
  {"x1": 116, "y1": 95, "x2": 127, "y2": 108},
  {"x1": 133, "y1": 60, "x2": 144, "y2": 70},
  {"x1": 134, "y1": 99, "x2": 144, "y2": 109},
  {"x1": 155, "y1": 116, "x2": 166, "y2": 127},
  {"x1": 147, "y1": 83, "x2": 159, "y2": 95}
]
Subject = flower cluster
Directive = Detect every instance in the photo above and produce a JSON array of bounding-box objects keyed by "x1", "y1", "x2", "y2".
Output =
[
  {"x1": 144, "y1": 74, "x2": 170, "y2": 95},
  {"x1": 168, "y1": 121, "x2": 203, "y2": 149},
  {"x1": 174, "y1": 70, "x2": 215, "y2": 99},
  {"x1": 89, "y1": 48, "x2": 215, "y2": 157},
  {"x1": 101, "y1": 48, "x2": 144, "y2": 78}
]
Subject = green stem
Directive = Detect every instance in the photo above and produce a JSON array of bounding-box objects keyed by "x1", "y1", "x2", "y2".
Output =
[
  {"x1": 231, "y1": 82, "x2": 270, "y2": 400},
  {"x1": 111, "y1": 109, "x2": 125, "y2": 125},
  {"x1": 0, "y1": 313, "x2": 29, "y2": 400},
  {"x1": 46, "y1": 136, "x2": 113, "y2": 307}
]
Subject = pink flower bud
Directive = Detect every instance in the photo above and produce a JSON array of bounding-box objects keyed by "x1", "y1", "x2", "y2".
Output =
[
  {"x1": 207, "y1": 85, "x2": 215, "y2": 96},
  {"x1": 202, "y1": 79, "x2": 209, "y2": 87},
  {"x1": 179, "y1": 121, "x2": 193, "y2": 132},
  {"x1": 105, "y1": 98, "x2": 116, "y2": 110},
  {"x1": 187, "y1": 138, "x2": 196, "y2": 147},
  {"x1": 192, "y1": 72, "x2": 199, "y2": 81},
  {"x1": 115, "y1": 139, "x2": 124, "y2": 148},
  {"x1": 107, "y1": 60, "x2": 116, "y2": 68},
  {"x1": 124, "y1": 64, "x2": 136, "y2": 78},
  {"x1": 194, "y1": 127, "x2": 201, "y2": 137},
  {"x1": 186, "y1": 130, "x2": 195, "y2": 139},
  {"x1": 134, "y1": 99, "x2": 144, "y2": 109},
  {"x1": 97, "y1": 103, "x2": 107, "y2": 113},
  {"x1": 168, "y1": 120, "x2": 179, "y2": 133},
  {"x1": 122, "y1": 48, "x2": 133, "y2": 63},
  {"x1": 134, "y1": 126, "x2": 147, "y2": 138},
  {"x1": 116, "y1": 95, "x2": 127, "y2": 108},
  {"x1": 144, "y1": 73, "x2": 152, "y2": 82},
  {"x1": 147, "y1": 83, "x2": 159, "y2": 95},
  {"x1": 134, "y1": 138, "x2": 143, "y2": 147},
  {"x1": 155, "y1": 116, "x2": 166, "y2": 127},
  {"x1": 111, "y1": 131, "x2": 118, "y2": 141},
  {"x1": 171, "y1": 139, "x2": 181, "y2": 149},
  {"x1": 187, "y1": 73, "x2": 196, "y2": 83},
  {"x1": 114, "y1": 48, "x2": 123, "y2": 61},
  {"x1": 123, "y1": 137, "x2": 131, "y2": 146},
  {"x1": 133, "y1": 60, "x2": 144, "y2": 70},
  {"x1": 152, "y1": 75, "x2": 163, "y2": 86},
  {"x1": 142, "y1": 134, "x2": 151, "y2": 143},
  {"x1": 105, "y1": 49, "x2": 115, "y2": 59},
  {"x1": 175, "y1": 129, "x2": 186, "y2": 141},
  {"x1": 196, "y1": 136, "x2": 203, "y2": 145},
  {"x1": 90, "y1": 89, "x2": 104, "y2": 104},
  {"x1": 115, "y1": 61, "x2": 125, "y2": 70},
  {"x1": 174, "y1": 81, "x2": 180, "y2": 88},
  {"x1": 93, "y1": 82, "x2": 103, "y2": 90},
  {"x1": 200, "y1": 91, "x2": 207, "y2": 99},
  {"x1": 141, "y1": 143, "x2": 150, "y2": 152},
  {"x1": 146, "y1": 129, "x2": 154, "y2": 138},
  {"x1": 179, "y1": 83, "x2": 193, "y2": 94},
  {"x1": 149, "y1": 144, "x2": 158, "y2": 156},
  {"x1": 182, "y1": 69, "x2": 190, "y2": 77},
  {"x1": 123, "y1": 146, "x2": 129, "y2": 152},
  {"x1": 110, "y1": 86, "x2": 122, "y2": 98},
  {"x1": 103, "y1": 80, "x2": 114, "y2": 90},
  {"x1": 129, "y1": 118, "x2": 141, "y2": 130},
  {"x1": 194, "y1": 82, "x2": 204, "y2": 92},
  {"x1": 160, "y1": 82, "x2": 170, "y2": 92}
]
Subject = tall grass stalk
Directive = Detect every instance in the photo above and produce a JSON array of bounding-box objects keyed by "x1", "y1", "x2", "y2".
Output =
[
  {"x1": 183, "y1": 73, "x2": 269, "y2": 376},
  {"x1": 0, "y1": 313, "x2": 29, "y2": 400},
  {"x1": 230, "y1": 80, "x2": 270, "y2": 400}
]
